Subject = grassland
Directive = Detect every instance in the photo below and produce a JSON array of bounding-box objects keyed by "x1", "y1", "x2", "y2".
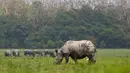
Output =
[{"x1": 0, "y1": 49, "x2": 130, "y2": 73}]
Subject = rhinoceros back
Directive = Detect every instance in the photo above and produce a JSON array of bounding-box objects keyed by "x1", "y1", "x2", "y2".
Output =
[{"x1": 62, "y1": 40, "x2": 95, "y2": 55}]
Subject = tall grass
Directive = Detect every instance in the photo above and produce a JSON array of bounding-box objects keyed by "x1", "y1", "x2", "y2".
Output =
[{"x1": 0, "y1": 49, "x2": 130, "y2": 73}]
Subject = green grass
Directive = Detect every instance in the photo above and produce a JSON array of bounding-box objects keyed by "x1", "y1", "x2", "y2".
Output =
[{"x1": 0, "y1": 49, "x2": 130, "y2": 73}]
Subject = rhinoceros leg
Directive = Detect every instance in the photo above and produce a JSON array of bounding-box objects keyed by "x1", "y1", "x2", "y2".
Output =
[{"x1": 64, "y1": 54, "x2": 69, "y2": 64}]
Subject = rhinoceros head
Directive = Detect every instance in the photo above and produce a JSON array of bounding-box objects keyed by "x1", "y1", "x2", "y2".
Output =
[{"x1": 54, "y1": 49, "x2": 63, "y2": 64}]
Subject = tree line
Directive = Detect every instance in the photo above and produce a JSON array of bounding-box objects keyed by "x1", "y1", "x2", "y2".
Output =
[{"x1": 0, "y1": 0, "x2": 130, "y2": 48}]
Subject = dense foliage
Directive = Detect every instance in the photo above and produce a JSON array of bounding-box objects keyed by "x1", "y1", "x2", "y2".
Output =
[{"x1": 0, "y1": 1, "x2": 130, "y2": 48}]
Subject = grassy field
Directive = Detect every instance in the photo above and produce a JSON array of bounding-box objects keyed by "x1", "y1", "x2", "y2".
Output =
[{"x1": 0, "y1": 49, "x2": 130, "y2": 73}]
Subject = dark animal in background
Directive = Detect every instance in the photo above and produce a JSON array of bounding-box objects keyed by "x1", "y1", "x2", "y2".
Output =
[
  {"x1": 4, "y1": 50, "x2": 11, "y2": 57},
  {"x1": 12, "y1": 49, "x2": 20, "y2": 57},
  {"x1": 24, "y1": 49, "x2": 35, "y2": 57},
  {"x1": 54, "y1": 40, "x2": 96, "y2": 64}
]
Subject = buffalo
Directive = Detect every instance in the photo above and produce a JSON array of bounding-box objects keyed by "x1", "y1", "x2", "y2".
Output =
[
  {"x1": 4, "y1": 50, "x2": 11, "y2": 57},
  {"x1": 12, "y1": 49, "x2": 20, "y2": 57},
  {"x1": 54, "y1": 40, "x2": 96, "y2": 64},
  {"x1": 34, "y1": 49, "x2": 43, "y2": 56},
  {"x1": 24, "y1": 49, "x2": 35, "y2": 57}
]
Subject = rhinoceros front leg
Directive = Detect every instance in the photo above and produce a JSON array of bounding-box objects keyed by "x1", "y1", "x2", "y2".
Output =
[
  {"x1": 64, "y1": 53, "x2": 70, "y2": 64},
  {"x1": 64, "y1": 55, "x2": 69, "y2": 64}
]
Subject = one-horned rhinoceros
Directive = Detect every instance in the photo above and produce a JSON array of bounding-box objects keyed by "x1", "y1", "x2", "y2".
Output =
[{"x1": 54, "y1": 40, "x2": 96, "y2": 64}]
